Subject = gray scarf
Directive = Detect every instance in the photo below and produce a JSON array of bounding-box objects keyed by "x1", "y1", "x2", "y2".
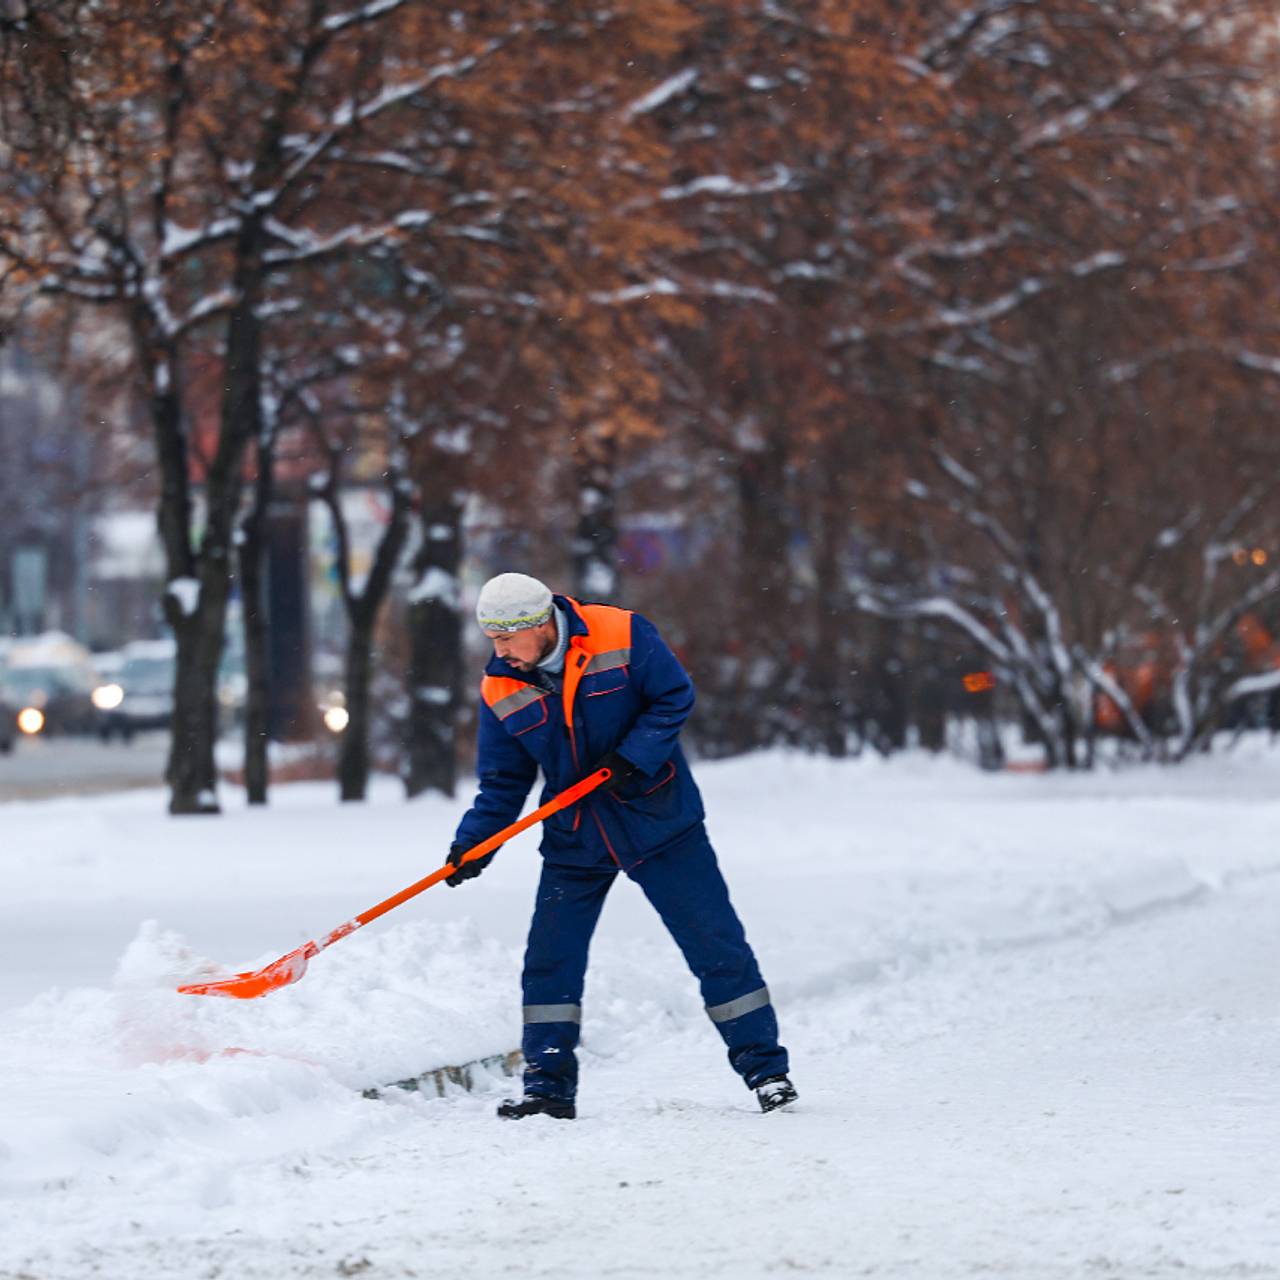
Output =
[{"x1": 535, "y1": 604, "x2": 569, "y2": 682}]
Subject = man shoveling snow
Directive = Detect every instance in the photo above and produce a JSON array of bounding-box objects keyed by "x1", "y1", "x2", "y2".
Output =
[{"x1": 449, "y1": 573, "x2": 796, "y2": 1119}]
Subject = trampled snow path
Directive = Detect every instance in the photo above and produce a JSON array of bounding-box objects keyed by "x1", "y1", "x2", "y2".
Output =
[{"x1": 3, "y1": 748, "x2": 1280, "y2": 1277}]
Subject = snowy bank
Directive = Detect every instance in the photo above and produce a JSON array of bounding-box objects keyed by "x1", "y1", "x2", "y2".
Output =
[{"x1": 3, "y1": 745, "x2": 1280, "y2": 1277}]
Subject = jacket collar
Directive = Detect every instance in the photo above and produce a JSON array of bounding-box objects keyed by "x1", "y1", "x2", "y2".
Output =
[{"x1": 555, "y1": 594, "x2": 590, "y2": 640}]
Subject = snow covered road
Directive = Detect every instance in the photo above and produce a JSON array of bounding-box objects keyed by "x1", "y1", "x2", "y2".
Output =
[{"x1": 3, "y1": 749, "x2": 1279, "y2": 1277}]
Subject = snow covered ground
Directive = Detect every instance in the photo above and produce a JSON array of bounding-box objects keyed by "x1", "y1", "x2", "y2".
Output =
[{"x1": 3, "y1": 743, "x2": 1280, "y2": 1278}]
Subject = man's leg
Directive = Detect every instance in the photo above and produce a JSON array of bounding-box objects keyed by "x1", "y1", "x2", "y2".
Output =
[
  {"x1": 630, "y1": 828, "x2": 789, "y2": 1088},
  {"x1": 521, "y1": 861, "x2": 617, "y2": 1101}
]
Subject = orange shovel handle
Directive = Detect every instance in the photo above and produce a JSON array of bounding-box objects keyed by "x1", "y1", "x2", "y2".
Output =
[
  {"x1": 178, "y1": 768, "x2": 611, "y2": 998},
  {"x1": 320, "y1": 767, "x2": 612, "y2": 947}
]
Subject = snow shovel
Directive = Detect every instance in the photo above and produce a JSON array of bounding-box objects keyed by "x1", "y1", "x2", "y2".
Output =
[{"x1": 177, "y1": 767, "x2": 612, "y2": 1000}]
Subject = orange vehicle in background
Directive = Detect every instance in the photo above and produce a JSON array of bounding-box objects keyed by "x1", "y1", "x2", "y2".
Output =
[{"x1": 1095, "y1": 614, "x2": 1280, "y2": 733}]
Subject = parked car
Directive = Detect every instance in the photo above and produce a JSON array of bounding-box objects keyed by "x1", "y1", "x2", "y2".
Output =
[
  {"x1": 1, "y1": 660, "x2": 100, "y2": 737},
  {"x1": 93, "y1": 638, "x2": 250, "y2": 741},
  {"x1": 0, "y1": 632, "x2": 101, "y2": 738},
  {"x1": 94, "y1": 640, "x2": 176, "y2": 742}
]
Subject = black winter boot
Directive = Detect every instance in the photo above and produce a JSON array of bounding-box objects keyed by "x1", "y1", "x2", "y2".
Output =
[
  {"x1": 754, "y1": 1075, "x2": 798, "y2": 1113},
  {"x1": 496, "y1": 1095, "x2": 576, "y2": 1120}
]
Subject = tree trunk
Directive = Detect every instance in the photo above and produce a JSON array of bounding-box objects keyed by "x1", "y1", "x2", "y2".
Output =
[
  {"x1": 326, "y1": 469, "x2": 412, "y2": 804},
  {"x1": 571, "y1": 426, "x2": 618, "y2": 600},
  {"x1": 144, "y1": 358, "x2": 215, "y2": 812},
  {"x1": 738, "y1": 433, "x2": 792, "y2": 614},
  {"x1": 239, "y1": 439, "x2": 273, "y2": 806},
  {"x1": 404, "y1": 498, "x2": 463, "y2": 798},
  {"x1": 973, "y1": 684, "x2": 1006, "y2": 771},
  {"x1": 865, "y1": 627, "x2": 910, "y2": 756},
  {"x1": 731, "y1": 429, "x2": 793, "y2": 751},
  {"x1": 241, "y1": 550, "x2": 270, "y2": 803},
  {"x1": 339, "y1": 613, "x2": 374, "y2": 802},
  {"x1": 1047, "y1": 667, "x2": 1085, "y2": 769},
  {"x1": 809, "y1": 468, "x2": 848, "y2": 757},
  {"x1": 150, "y1": 364, "x2": 196, "y2": 589},
  {"x1": 915, "y1": 656, "x2": 948, "y2": 753},
  {"x1": 166, "y1": 612, "x2": 224, "y2": 812},
  {"x1": 164, "y1": 253, "x2": 263, "y2": 813}
]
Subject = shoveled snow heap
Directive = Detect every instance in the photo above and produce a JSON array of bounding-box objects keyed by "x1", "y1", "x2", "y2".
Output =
[
  {"x1": 2, "y1": 746, "x2": 1280, "y2": 1278},
  {"x1": 4, "y1": 915, "x2": 520, "y2": 1193}
]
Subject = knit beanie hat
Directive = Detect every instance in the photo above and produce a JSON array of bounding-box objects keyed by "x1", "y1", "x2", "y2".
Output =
[{"x1": 475, "y1": 572, "x2": 554, "y2": 633}]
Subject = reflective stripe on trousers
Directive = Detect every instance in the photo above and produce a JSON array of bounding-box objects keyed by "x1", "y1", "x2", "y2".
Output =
[
  {"x1": 705, "y1": 985, "x2": 771, "y2": 1024},
  {"x1": 523, "y1": 1003, "x2": 582, "y2": 1024}
]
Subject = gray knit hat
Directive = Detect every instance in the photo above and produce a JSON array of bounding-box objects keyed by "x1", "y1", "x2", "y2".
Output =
[{"x1": 475, "y1": 572, "x2": 554, "y2": 633}]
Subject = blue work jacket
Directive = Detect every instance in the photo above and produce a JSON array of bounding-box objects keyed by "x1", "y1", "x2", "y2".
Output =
[{"x1": 453, "y1": 595, "x2": 705, "y2": 872}]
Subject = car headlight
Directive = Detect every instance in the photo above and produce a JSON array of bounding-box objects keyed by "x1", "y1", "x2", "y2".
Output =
[
  {"x1": 92, "y1": 683, "x2": 125, "y2": 711},
  {"x1": 323, "y1": 706, "x2": 350, "y2": 734},
  {"x1": 17, "y1": 707, "x2": 45, "y2": 735}
]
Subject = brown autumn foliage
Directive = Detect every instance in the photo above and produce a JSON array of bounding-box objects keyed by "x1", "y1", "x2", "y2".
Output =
[
  {"x1": 3, "y1": 0, "x2": 1280, "y2": 780},
  {"x1": 839, "y1": 0, "x2": 1280, "y2": 763},
  {"x1": 547, "y1": 0, "x2": 1279, "y2": 765},
  {"x1": 1, "y1": 0, "x2": 707, "y2": 804}
]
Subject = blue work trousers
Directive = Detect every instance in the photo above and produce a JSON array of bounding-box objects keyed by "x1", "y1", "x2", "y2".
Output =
[{"x1": 520, "y1": 827, "x2": 788, "y2": 1101}]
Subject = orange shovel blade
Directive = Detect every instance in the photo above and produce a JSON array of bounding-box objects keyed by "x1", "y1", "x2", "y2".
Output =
[{"x1": 176, "y1": 942, "x2": 318, "y2": 999}]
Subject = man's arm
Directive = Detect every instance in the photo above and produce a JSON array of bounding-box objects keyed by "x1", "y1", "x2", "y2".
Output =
[
  {"x1": 613, "y1": 613, "x2": 696, "y2": 777},
  {"x1": 452, "y1": 698, "x2": 539, "y2": 851}
]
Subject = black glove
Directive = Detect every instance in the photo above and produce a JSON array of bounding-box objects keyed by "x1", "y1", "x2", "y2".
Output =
[
  {"x1": 446, "y1": 841, "x2": 498, "y2": 888},
  {"x1": 594, "y1": 750, "x2": 642, "y2": 796}
]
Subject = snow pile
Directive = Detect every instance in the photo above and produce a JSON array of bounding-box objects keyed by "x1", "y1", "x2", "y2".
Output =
[
  {"x1": 108, "y1": 916, "x2": 519, "y2": 1082},
  {"x1": 1, "y1": 915, "x2": 525, "y2": 1195}
]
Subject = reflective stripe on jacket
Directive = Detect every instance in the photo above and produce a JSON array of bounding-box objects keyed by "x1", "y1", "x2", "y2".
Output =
[{"x1": 453, "y1": 595, "x2": 705, "y2": 872}]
